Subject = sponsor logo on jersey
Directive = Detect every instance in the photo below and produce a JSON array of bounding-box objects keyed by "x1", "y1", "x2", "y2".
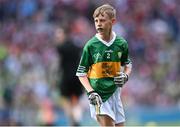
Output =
[
  {"x1": 105, "y1": 50, "x2": 113, "y2": 53},
  {"x1": 87, "y1": 62, "x2": 121, "y2": 78}
]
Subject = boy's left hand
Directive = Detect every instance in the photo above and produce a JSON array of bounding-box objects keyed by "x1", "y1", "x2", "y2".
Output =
[{"x1": 114, "y1": 72, "x2": 128, "y2": 87}]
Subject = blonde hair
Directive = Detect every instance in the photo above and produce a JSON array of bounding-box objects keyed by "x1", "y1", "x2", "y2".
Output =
[{"x1": 93, "y1": 4, "x2": 116, "y2": 19}]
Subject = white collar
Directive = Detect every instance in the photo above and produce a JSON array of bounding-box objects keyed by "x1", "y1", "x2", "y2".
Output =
[{"x1": 95, "y1": 31, "x2": 116, "y2": 47}]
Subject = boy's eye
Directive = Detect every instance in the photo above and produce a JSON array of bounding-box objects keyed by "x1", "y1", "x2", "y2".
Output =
[
  {"x1": 100, "y1": 19, "x2": 105, "y2": 22},
  {"x1": 94, "y1": 18, "x2": 106, "y2": 23},
  {"x1": 94, "y1": 19, "x2": 98, "y2": 22}
]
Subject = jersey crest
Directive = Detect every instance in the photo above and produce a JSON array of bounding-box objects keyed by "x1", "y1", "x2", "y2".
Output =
[
  {"x1": 93, "y1": 52, "x2": 102, "y2": 61},
  {"x1": 118, "y1": 52, "x2": 122, "y2": 59}
]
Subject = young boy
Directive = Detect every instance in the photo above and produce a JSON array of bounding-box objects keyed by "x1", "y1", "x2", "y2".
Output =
[{"x1": 76, "y1": 4, "x2": 132, "y2": 126}]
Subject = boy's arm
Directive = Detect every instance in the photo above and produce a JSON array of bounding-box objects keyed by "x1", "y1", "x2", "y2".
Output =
[
  {"x1": 78, "y1": 76, "x2": 94, "y2": 92},
  {"x1": 78, "y1": 76, "x2": 102, "y2": 106},
  {"x1": 124, "y1": 62, "x2": 132, "y2": 77}
]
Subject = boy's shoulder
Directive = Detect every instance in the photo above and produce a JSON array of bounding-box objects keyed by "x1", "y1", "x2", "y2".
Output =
[
  {"x1": 87, "y1": 36, "x2": 98, "y2": 44},
  {"x1": 84, "y1": 35, "x2": 98, "y2": 48},
  {"x1": 115, "y1": 35, "x2": 127, "y2": 44}
]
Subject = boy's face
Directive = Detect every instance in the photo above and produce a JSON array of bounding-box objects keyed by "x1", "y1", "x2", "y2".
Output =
[{"x1": 94, "y1": 13, "x2": 115, "y2": 36}]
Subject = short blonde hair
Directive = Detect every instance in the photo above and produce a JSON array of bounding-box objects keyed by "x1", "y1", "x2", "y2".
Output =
[{"x1": 93, "y1": 4, "x2": 116, "y2": 19}]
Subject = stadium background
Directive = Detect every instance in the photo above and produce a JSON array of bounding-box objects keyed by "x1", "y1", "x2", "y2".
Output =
[{"x1": 0, "y1": 0, "x2": 179, "y2": 126}]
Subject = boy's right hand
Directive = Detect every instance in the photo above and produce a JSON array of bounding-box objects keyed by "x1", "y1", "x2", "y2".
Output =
[{"x1": 88, "y1": 91, "x2": 102, "y2": 106}]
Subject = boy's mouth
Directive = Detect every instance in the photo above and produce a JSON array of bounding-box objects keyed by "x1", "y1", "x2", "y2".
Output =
[{"x1": 97, "y1": 28, "x2": 103, "y2": 32}]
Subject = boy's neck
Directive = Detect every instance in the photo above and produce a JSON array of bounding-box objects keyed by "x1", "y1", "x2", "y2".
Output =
[{"x1": 99, "y1": 31, "x2": 113, "y2": 42}]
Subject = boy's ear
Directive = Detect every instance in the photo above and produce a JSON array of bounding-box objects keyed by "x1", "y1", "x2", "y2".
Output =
[{"x1": 112, "y1": 18, "x2": 116, "y2": 25}]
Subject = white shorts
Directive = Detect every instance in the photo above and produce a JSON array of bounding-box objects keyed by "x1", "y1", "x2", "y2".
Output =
[{"x1": 89, "y1": 88, "x2": 125, "y2": 124}]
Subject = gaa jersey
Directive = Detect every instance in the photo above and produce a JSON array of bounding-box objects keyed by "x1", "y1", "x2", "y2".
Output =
[{"x1": 76, "y1": 32, "x2": 131, "y2": 102}]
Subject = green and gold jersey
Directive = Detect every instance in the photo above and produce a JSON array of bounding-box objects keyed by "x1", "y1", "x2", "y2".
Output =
[{"x1": 76, "y1": 32, "x2": 131, "y2": 102}]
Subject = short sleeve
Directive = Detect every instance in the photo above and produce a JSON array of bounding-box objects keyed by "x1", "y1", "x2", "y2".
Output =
[
  {"x1": 76, "y1": 45, "x2": 92, "y2": 76},
  {"x1": 121, "y1": 40, "x2": 131, "y2": 66}
]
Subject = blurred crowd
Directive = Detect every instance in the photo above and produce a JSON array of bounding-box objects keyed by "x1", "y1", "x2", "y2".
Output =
[{"x1": 0, "y1": 0, "x2": 179, "y2": 125}]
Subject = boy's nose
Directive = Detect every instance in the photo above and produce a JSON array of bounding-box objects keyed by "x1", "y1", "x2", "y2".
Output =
[{"x1": 97, "y1": 22, "x2": 102, "y2": 26}]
